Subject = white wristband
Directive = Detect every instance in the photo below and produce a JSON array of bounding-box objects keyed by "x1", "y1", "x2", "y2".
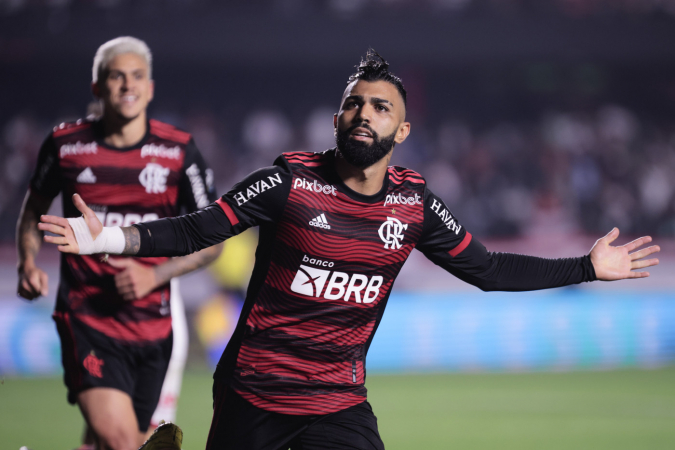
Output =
[{"x1": 67, "y1": 217, "x2": 126, "y2": 255}]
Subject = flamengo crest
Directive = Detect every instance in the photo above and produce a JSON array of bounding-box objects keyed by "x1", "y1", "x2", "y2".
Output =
[
  {"x1": 378, "y1": 217, "x2": 407, "y2": 250},
  {"x1": 83, "y1": 351, "x2": 104, "y2": 378},
  {"x1": 139, "y1": 163, "x2": 170, "y2": 194}
]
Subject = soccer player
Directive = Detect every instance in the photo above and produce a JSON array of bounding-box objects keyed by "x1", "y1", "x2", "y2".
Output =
[
  {"x1": 17, "y1": 36, "x2": 223, "y2": 450},
  {"x1": 39, "y1": 50, "x2": 660, "y2": 450}
]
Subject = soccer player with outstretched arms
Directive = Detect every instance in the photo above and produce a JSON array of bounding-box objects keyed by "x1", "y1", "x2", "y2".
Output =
[
  {"x1": 40, "y1": 50, "x2": 659, "y2": 450},
  {"x1": 17, "y1": 37, "x2": 223, "y2": 450}
]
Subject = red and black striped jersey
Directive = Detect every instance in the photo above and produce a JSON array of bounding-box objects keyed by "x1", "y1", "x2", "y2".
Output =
[
  {"x1": 30, "y1": 118, "x2": 217, "y2": 343},
  {"x1": 134, "y1": 149, "x2": 595, "y2": 414},
  {"x1": 229, "y1": 151, "x2": 427, "y2": 414}
]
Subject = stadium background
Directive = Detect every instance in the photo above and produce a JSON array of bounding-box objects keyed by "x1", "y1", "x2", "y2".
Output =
[{"x1": 1, "y1": 1, "x2": 675, "y2": 448}]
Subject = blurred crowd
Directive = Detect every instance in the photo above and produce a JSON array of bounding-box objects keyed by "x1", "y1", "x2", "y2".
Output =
[
  {"x1": 2, "y1": 101, "x2": 674, "y2": 242},
  {"x1": 3, "y1": 0, "x2": 675, "y2": 17}
]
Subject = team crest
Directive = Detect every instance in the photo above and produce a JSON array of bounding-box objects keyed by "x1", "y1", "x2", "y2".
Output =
[
  {"x1": 83, "y1": 350, "x2": 104, "y2": 378},
  {"x1": 378, "y1": 217, "x2": 407, "y2": 250},
  {"x1": 139, "y1": 162, "x2": 170, "y2": 194}
]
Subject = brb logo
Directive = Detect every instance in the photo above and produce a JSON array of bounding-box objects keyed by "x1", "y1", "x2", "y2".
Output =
[
  {"x1": 139, "y1": 163, "x2": 170, "y2": 194},
  {"x1": 290, "y1": 255, "x2": 383, "y2": 303},
  {"x1": 378, "y1": 217, "x2": 407, "y2": 250}
]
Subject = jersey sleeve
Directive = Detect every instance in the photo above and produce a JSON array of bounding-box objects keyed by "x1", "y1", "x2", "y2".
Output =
[
  {"x1": 133, "y1": 155, "x2": 292, "y2": 257},
  {"x1": 29, "y1": 134, "x2": 62, "y2": 199},
  {"x1": 178, "y1": 138, "x2": 218, "y2": 213},
  {"x1": 416, "y1": 186, "x2": 596, "y2": 291}
]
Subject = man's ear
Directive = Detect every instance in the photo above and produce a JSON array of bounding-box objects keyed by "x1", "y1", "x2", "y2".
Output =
[
  {"x1": 394, "y1": 122, "x2": 411, "y2": 144},
  {"x1": 333, "y1": 113, "x2": 338, "y2": 137}
]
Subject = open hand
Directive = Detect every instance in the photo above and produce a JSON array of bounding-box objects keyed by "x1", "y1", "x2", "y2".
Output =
[
  {"x1": 590, "y1": 228, "x2": 660, "y2": 280},
  {"x1": 107, "y1": 257, "x2": 158, "y2": 301},
  {"x1": 38, "y1": 194, "x2": 102, "y2": 254}
]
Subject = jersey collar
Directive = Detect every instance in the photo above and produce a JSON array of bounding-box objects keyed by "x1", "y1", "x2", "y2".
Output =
[
  {"x1": 92, "y1": 119, "x2": 151, "y2": 152},
  {"x1": 326, "y1": 148, "x2": 390, "y2": 204}
]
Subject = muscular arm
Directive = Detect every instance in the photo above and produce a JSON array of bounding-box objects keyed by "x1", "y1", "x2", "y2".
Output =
[
  {"x1": 17, "y1": 190, "x2": 53, "y2": 299},
  {"x1": 153, "y1": 243, "x2": 223, "y2": 286},
  {"x1": 107, "y1": 239, "x2": 223, "y2": 301},
  {"x1": 121, "y1": 226, "x2": 141, "y2": 255}
]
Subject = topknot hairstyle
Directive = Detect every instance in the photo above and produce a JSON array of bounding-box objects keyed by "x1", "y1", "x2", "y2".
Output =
[{"x1": 348, "y1": 49, "x2": 407, "y2": 106}]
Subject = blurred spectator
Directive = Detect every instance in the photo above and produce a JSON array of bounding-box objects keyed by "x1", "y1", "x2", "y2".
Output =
[
  {"x1": 1, "y1": 114, "x2": 45, "y2": 238},
  {"x1": 3, "y1": 99, "x2": 675, "y2": 241}
]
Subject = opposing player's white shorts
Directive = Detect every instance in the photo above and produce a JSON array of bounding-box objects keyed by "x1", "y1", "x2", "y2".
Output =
[{"x1": 150, "y1": 278, "x2": 189, "y2": 426}]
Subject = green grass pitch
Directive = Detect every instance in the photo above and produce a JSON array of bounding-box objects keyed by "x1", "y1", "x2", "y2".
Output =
[{"x1": 2, "y1": 368, "x2": 675, "y2": 450}]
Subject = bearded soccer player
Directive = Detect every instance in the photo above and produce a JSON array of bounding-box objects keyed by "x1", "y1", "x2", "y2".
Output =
[
  {"x1": 40, "y1": 50, "x2": 660, "y2": 450},
  {"x1": 17, "y1": 37, "x2": 223, "y2": 450}
]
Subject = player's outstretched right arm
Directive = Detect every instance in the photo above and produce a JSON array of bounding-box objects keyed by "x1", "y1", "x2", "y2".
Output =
[
  {"x1": 39, "y1": 193, "x2": 137, "y2": 255},
  {"x1": 40, "y1": 160, "x2": 292, "y2": 258}
]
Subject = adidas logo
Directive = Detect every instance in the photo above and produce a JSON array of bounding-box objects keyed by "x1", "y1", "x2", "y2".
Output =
[
  {"x1": 309, "y1": 213, "x2": 331, "y2": 230},
  {"x1": 77, "y1": 167, "x2": 97, "y2": 184}
]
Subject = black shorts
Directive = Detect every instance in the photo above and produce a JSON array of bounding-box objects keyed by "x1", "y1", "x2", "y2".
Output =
[
  {"x1": 206, "y1": 381, "x2": 385, "y2": 450},
  {"x1": 53, "y1": 312, "x2": 172, "y2": 432}
]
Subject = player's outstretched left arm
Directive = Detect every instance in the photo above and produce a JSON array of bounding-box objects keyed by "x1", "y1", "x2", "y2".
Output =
[
  {"x1": 39, "y1": 193, "x2": 141, "y2": 255},
  {"x1": 418, "y1": 188, "x2": 662, "y2": 291},
  {"x1": 589, "y1": 227, "x2": 659, "y2": 280}
]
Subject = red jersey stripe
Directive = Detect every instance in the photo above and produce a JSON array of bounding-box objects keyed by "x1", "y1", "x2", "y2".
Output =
[
  {"x1": 60, "y1": 152, "x2": 185, "y2": 171},
  {"x1": 449, "y1": 232, "x2": 472, "y2": 257},
  {"x1": 284, "y1": 151, "x2": 325, "y2": 159},
  {"x1": 53, "y1": 121, "x2": 90, "y2": 137},
  {"x1": 149, "y1": 119, "x2": 191, "y2": 144},
  {"x1": 76, "y1": 313, "x2": 172, "y2": 342},
  {"x1": 286, "y1": 159, "x2": 324, "y2": 167},
  {"x1": 235, "y1": 390, "x2": 365, "y2": 415},
  {"x1": 216, "y1": 198, "x2": 239, "y2": 226},
  {"x1": 77, "y1": 184, "x2": 179, "y2": 207}
]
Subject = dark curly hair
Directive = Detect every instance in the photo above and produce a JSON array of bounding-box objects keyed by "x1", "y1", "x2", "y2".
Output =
[{"x1": 348, "y1": 49, "x2": 407, "y2": 106}]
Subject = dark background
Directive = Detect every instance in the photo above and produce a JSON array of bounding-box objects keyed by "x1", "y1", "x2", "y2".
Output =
[{"x1": 3, "y1": 0, "x2": 675, "y2": 241}]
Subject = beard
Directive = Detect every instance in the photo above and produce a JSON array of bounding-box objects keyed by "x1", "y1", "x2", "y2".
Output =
[{"x1": 335, "y1": 123, "x2": 396, "y2": 169}]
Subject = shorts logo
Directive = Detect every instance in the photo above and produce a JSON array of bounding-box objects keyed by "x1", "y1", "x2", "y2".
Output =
[
  {"x1": 378, "y1": 217, "x2": 408, "y2": 250},
  {"x1": 139, "y1": 163, "x2": 170, "y2": 194},
  {"x1": 290, "y1": 258, "x2": 383, "y2": 304},
  {"x1": 309, "y1": 213, "x2": 331, "y2": 230},
  {"x1": 83, "y1": 351, "x2": 104, "y2": 378}
]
